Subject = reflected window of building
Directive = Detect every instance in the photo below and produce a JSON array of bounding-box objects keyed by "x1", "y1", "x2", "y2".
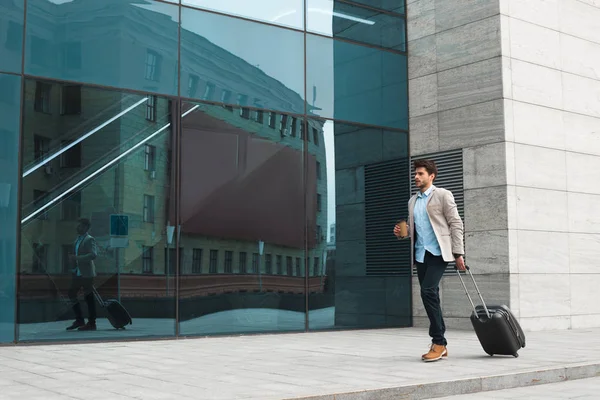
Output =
[
  {"x1": 276, "y1": 255, "x2": 283, "y2": 275},
  {"x1": 237, "y1": 93, "x2": 248, "y2": 107},
  {"x1": 60, "y1": 85, "x2": 81, "y2": 115},
  {"x1": 251, "y1": 253, "x2": 259, "y2": 273},
  {"x1": 146, "y1": 96, "x2": 157, "y2": 122},
  {"x1": 188, "y1": 75, "x2": 199, "y2": 97},
  {"x1": 253, "y1": 109, "x2": 264, "y2": 124},
  {"x1": 142, "y1": 246, "x2": 154, "y2": 273},
  {"x1": 268, "y1": 112, "x2": 276, "y2": 128},
  {"x1": 33, "y1": 135, "x2": 50, "y2": 162},
  {"x1": 265, "y1": 254, "x2": 272, "y2": 274},
  {"x1": 291, "y1": 117, "x2": 297, "y2": 137},
  {"x1": 286, "y1": 256, "x2": 293, "y2": 276},
  {"x1": 144, "y1": 50, "x2": 162, "y2": 82},
  {"x1": 280, "y1": 114, "x2": 288, "y2": 136},
  {"x1": 192, "y1": 248, "x2": 203, "y2": 273},
  {"x1": 34, "y1": 82, "x2": 51, "y2": 113},
  {"x1": 295, "y1": 257, "x2": 301, "y2": 277},
  {"x1": 144, "y1": 144, "x2": 156, "y2": 172},
  {"x1": 313, "y1": 257, "x2": 319, "y2": 276},
  {"x1": 317, "y1": 193, "x2": 322, "y2": 212},
  {"x1": 316, "y1": 161, "x2": 321, "y2": 180},
  {"x1": 143, "y1": 195, "x2": 155, "y2": 223},
  {"x1": 203, "y1": 82, "x2": 215, "y2": 100},
  {"x1": 312, "y1": 128, "x2": 319, "y2": 145},
  {"x1": 209, "y1": 250, "x2": 218, "y2": 273},
  {"x1": 224, "y1": 251, "x2": 233, "y2": 273},
  {"x1": 221, "y1": 90, "x2": 232, "y2": 110},
  {"x1": 239, "y1": 252, "x2": 247, "y2": 274}
]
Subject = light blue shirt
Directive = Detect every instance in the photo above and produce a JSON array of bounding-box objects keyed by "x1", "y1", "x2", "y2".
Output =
[
  {"x1": 413, "y1": 186, "x2": 442, "y2": 263},
  {"x1": 72, "y1": 235, "x2": 85, "y2": 276}
]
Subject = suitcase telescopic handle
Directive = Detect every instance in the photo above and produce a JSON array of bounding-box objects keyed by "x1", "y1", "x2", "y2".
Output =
[
  {"x1": 455, "y1": 266, "x2": 491, "y2": 319},
  {"x1": 91, "y1": 286, "x2": 107, "y2": 308}
]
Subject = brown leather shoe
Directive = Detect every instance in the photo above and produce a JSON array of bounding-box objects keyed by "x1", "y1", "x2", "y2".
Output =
[{"x1": 422, "y1": 344, "x2": 447, "y2": 362}]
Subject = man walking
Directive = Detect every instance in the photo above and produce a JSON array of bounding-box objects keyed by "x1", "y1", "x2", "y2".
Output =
[
  {"x1": 394, "y1": 159, "x2": 465, "y2": 362},
  {"x1": 66, "y1": 218, "x2": 98, "y2": 331}
]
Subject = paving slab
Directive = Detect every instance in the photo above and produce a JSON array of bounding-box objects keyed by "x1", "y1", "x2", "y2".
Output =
[{"x1": 0, "y1": 327, "x2": 598, "y2": 399}]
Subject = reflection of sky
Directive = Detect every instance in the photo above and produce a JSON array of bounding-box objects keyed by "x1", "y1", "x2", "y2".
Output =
[
  {"x1": 323, "y1": 121, "x2": 336, "y2": 230},
  {"x1": 183, "y1": 0, "x2": 304, "y2": 30},
  {"x1": 181, "y1": 7, "x2": 306, "y2": 99},
  {"x1": 133, "y1": 2, "x2": 179, "y2": 22}
]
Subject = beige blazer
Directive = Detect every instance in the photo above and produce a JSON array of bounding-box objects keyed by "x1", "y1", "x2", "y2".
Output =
[
  {"x1": 75, "y1": 234, "x2": 97, "y2": 278},
  {"x1": 407, "y1": 186, "x2": 464, "y2": 263}
]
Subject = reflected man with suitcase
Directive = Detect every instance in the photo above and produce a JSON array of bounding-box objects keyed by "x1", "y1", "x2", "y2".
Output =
[
  {"x1": 394, "y1": 159, "x2": 465, "y2": 362},
  {"x1": 66, "y1": 218, "x2": 98, "y2": 331}
]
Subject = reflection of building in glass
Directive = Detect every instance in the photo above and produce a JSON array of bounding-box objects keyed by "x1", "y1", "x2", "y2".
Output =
[
  {"x1": 18, "y1": 0, "x2": 328, "y2": 312},
  {"x1": 6, "y1": 0, "x2": 411, "y2": 342}
]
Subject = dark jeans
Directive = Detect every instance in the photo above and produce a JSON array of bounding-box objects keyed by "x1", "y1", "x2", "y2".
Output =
[
  {"x1": 68, "y1": 275, "x2": 96, "y2": 324},
  {"x1": 416, "y1": 251, "x2": 448, "y2": 346}
]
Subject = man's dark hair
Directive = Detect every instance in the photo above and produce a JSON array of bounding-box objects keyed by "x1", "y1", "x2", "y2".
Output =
[
  {"x1": 78, "y1": 218, "x2": 91, "y2": 230},
  {"x1": 413, "y1": 159, "x2": 438, "y2": 179}
]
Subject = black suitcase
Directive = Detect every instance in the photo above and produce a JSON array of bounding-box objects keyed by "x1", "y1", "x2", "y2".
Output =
[
  {"x1": 456, "y1": 267, "x2": 525, "y2": 358},
  {"x1": 93, "y1": 287, "x2": 132, "y2": 330}
]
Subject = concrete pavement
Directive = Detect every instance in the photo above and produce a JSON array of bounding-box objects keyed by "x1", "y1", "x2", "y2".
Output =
[
  {"x1": 437, "y1": 376, "x2": 600, "y2": 399},
  {"x1": 0, "y1": 327, "x2": 598, "y2": 399}
]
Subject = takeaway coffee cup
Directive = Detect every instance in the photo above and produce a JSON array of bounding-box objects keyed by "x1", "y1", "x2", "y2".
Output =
[{"x1": 395, "y1": 219, "x2": 408, "y2": 238}]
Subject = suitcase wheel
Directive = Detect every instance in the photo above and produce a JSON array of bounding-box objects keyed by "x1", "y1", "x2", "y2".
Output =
[{"x1": 513, "y1": 353, "x2": 519, "y2": 358}]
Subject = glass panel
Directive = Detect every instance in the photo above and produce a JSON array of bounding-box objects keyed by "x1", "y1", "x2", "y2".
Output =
[
  {"x1": 348, "y1": 0, "x2": 404, "y2": 14},
  {"x1": 0, "y1": 73, "x2": 20, "y2": 342},
  {"x1": 18, "y1": 79, "x2": 176, "y2": 342},
  {"x1": 178, "y1": 101, "x2": 305, "y2": 336},
  {"x1": 180, "y1": 7, "x2": 305, "y2": 115},
  {"x1": 0, "y1": 0, "x2": 24, "y2": 73},
  {"x1": 307, "y1": 0, "x2": 406, "y2": 51},
  {"x1": 308, "y1": 119, "x2": 411, "y2": 331},
  {"x1": 306, "y1": 35, "x2": 408, "y2": 130},
  {"x1": 25, "y1": 0, "x2": 179, "y2": 96},
  {"x1": 182, "y1": 0, "x2": 304, "y2": 30}
]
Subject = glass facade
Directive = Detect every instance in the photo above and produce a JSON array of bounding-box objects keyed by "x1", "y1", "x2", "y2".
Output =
[{"x1": 0, "y1": 0, "x2": 409, "y2": 343}]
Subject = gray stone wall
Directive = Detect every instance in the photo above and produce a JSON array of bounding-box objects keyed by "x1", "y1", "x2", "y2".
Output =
[
  {"x1": 409, "y1": 0, "x2": 600, "y2": 331},
  {"x1": 407, "y1": 0, "x2": 511, "y2": 329}
]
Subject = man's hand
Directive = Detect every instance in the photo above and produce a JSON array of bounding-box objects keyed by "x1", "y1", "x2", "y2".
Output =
[
  {"x1": 393, "y1": 224, "x2": 402, "y2": 238},
  {"x1": 455, "y1": 255, "x2": 466, "y2": 271},
  {"x1": 393, "y1": 222, "x2": 407, "y2": 239}
]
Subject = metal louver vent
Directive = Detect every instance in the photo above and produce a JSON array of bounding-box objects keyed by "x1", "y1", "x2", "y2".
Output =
[
  {"x1": 364, "y1": 158, "x2": 412, "y2": 276},
  {"x1": 411, "y1": 150, "x2": 464, "y2": 274}
]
